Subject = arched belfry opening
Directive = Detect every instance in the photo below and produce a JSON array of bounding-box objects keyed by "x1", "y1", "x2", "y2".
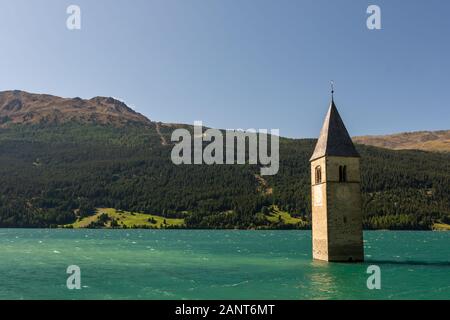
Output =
[
  {"x1": 339, "y1": 165, "x2": 347, "y2": 182},
  {"x1": 315, "y1": 166, "x2": 322, "y2": 184}
]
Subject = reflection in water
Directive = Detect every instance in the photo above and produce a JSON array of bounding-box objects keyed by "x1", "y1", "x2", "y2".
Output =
[
  {"x1": 300, "y1": 258, "x2": 450, "y2": 300},
  {"x1": 304, "y1": 261, "x2": 339, "y2": 299}
]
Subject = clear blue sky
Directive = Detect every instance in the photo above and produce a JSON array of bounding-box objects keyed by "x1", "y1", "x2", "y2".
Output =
[{"x1": 0, "y1": 0, "x2": 449, "y2": 138}]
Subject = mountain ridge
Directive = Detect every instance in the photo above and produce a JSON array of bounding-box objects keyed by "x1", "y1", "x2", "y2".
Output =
[
  {"x1": 1, "y1": 90, "x2": 449, "y2": 153},
  {"x1": 354, "y1": 130, "x2": 450, "y2": 153},
  {"x1": 0, "y1": 90, "x2": 151, "y2": 127}
]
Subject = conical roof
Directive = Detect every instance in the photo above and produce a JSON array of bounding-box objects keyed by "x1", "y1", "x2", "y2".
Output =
[{"x1": 310, "y1": 99, "x2": 360, "y2": 161}]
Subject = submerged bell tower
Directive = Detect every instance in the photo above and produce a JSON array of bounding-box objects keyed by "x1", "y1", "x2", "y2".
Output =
[{"x1": 310, "y1": 87, "x2": 364, "y2": 262}]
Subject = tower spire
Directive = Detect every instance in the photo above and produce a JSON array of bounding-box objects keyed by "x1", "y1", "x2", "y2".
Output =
[{"x1": 309, "y1": 87, "x2": 360, "y2": 161}]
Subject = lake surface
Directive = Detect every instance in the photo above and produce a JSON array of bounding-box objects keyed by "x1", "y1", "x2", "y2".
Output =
[{"x1": 0, "y1": 229, "x2": 449, "y2": 300}]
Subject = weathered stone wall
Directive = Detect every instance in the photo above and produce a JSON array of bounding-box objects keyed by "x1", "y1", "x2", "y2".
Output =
[
  {"x1": 311, "y1": 156, "x2": 364, "y2": 262},
  {"x1": 311, "y1": 157, "x2": 328, "y2": 261}
]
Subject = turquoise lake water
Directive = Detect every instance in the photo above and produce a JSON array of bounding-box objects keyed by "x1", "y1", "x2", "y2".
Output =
[{"x1": 0, "y1": 229, "x2": 449, "y2": 300}]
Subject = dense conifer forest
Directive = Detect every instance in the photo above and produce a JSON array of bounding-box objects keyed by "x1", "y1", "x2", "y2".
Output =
[{"x1": 0, "y1": 123, "x2": 449, "y2": 229}]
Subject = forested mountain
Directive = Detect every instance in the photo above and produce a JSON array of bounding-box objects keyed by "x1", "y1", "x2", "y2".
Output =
[{"x1": 0, "y1": 91, "x2": 449, "y2": 230}]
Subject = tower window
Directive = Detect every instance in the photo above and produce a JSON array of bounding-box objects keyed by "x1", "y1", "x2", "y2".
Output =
[
  {"x1": 339, "y1": 165, "x2": 347, "y2": 182},
  {"x1": 315, "y1": 166, "x2": 322, "y2": 184}
]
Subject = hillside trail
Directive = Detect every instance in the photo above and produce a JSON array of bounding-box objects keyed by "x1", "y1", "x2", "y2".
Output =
[{"x1": 156, "y1": 122, "x2": 168, "y2": 146}]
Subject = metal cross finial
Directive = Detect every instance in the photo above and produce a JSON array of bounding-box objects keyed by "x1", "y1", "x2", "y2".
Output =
[{"x1": 331, "y1": 80, "x2": 335, "y2": 100}]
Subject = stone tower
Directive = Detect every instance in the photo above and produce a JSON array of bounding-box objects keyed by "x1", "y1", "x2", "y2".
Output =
[{"x1": 310, "y1": 94, "x2": 364, "y2": 262}]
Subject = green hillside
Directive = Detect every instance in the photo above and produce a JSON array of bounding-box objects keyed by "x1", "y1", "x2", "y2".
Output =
[
  {"x1": 66, "y1": 208, "x2": 184, "y2": 229},
  {"x1": 0, "y1": 123, "x2": 449, "y2": 230}
]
